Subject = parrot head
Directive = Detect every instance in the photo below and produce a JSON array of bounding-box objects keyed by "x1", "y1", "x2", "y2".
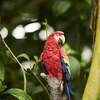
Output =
[
  {"x1": 53, "y1": 31, "x2": 65, "y2": 45},
  {"x1": 45, "y1": 31, "x2": 65, "y2": 49}
]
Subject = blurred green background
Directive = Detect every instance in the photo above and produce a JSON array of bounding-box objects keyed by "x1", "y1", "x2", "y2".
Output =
[{"x1": 0, "y1": 0, "x2": 98, "y2": 100}]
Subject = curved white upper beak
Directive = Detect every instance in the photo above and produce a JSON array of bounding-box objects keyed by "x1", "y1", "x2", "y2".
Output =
[{"x1": 59, "y1": 35, "x2": 65, "y2": 44}]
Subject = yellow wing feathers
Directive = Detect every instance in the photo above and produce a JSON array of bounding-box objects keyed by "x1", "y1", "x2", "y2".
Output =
[
  {"x1": 64, "y1": 56, "x2": 70, "y2": 66},
  {"x1": 63, "y1": 56, "x2": 71, "y2": 75}
]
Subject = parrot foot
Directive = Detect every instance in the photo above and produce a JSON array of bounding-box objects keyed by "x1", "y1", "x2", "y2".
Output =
[
  {"x1": 40, "y1": 73, "x2": 46, "y2": 78},
  {"x1": 40, "y1": 73, "x2": 50, "y2": 80},
  {"x1": 60, "y1": 81, "x2": 64, "y2": 92}
]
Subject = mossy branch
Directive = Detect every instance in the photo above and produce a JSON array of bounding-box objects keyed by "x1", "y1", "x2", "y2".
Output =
[{"x1": 0, "y1": 34, "x2": 27, "y2": 92}]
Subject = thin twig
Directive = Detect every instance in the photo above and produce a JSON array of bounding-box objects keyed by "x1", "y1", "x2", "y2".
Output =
[
  {"x1": 0, "y1": 34, "x2": 27, "y2": 92},
  {"x1": 45, "y1": 18, "x2": 48, "y2": 39}
]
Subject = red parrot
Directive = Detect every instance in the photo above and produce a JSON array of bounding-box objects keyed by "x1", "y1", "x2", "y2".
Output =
[{"x1": 40, "y1": 31, "x2": 73, "y2": 100}]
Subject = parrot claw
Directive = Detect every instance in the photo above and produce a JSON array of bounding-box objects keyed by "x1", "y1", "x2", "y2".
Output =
[
  {"x1": 40, "y1": 73, "x2": 46, "y2": 78},
  {"x1": 60, "y1": 82, "x2": 63, "y2": 92}
]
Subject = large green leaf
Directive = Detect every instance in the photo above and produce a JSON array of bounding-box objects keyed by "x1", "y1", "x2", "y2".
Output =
[
  {"x1": 53, "y1": 1, "x2": 71, "y2": 16},
  {"x1": 3, "y1": 88, "x2": 32, "y2": 100},
  {"x1": 17, "y1": 53, "x2": 30, "y2": 61},
  {"x1": 69, "y1": 56, "x2": 80, "y2": 79}
]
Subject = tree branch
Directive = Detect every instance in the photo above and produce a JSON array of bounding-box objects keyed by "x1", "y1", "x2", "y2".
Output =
[
  {"x1": 82, "y1": 1, "x2": 100, "y2": 100},
  {"x1": 40, "y1": 73, "x2": 66, "y2": 100}
]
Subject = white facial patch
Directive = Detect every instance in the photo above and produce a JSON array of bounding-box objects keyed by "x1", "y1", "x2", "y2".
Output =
[{"x1": 54, "y1": 34, "x2": 59, "y2": 43}]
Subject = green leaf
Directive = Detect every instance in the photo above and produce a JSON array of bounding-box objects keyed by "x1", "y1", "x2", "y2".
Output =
[
  {"x1": 17, "y1": 53, "x2": 30, "y2": 61},
  {"x1": 69, "y1": 56, "x2": 80, "y2": 79},
  {"x1": 0, "y1": 58, "x2": 5, "y2": 81},
  {"x1": 53, "y1": 1, "x2": 71, "y2": 16},
  {"x1": 34, "y1": 56, "x2": 38, "y2": 62},
  {"x1": 2, "y1": 88, "x2": 32, "y2": 100}
]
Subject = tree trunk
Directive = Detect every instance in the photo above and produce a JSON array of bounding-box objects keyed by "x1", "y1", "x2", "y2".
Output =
[
  {"x1": 40, "y1": 73, "x2": 66, "y2": 100},
  {"x1": 82, "y1": 1, "x2": 100, "y2": 100}
]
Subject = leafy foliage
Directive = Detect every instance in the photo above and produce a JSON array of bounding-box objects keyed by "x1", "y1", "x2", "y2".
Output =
[
  {"x1": 2, "y1": 88, "x2": 32, "y2": 100},
  {"x1": 17, "y1": 53, "x2": 30, "y2": 62}
]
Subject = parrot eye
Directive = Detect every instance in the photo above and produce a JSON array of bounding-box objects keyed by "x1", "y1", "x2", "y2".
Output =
[{"x1": 56, "y1": 34, "x2": 59, "y2": 36}]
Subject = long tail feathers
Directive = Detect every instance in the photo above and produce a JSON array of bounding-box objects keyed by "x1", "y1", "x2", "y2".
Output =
[{"x1": 63, "y1": 82, "x2": 73, "y2": 100}]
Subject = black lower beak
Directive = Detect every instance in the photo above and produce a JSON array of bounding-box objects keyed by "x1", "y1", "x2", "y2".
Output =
[{"x1": 58, "y1": 38, "x2": 63, "y2": 45}]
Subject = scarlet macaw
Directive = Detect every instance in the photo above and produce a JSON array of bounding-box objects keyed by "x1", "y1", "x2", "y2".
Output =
[{"x1": 40, "y1": 31, "x2": 73, "y2": 100}]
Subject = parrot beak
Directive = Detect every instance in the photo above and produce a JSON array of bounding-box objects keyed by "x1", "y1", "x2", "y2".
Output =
[{"x1": 58, "y1": 35, "x2": 65, "y2": 45}]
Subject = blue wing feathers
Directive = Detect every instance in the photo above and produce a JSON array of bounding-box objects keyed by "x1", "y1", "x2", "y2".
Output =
[
  {"x1": 64, "y1": 82, "x2": 71, "y2": 100},
  {"x1": 61, "y1": 57, "x2": 70, "y2": 82},
  {"x1": 41, "y1": 61, "x2": 48, "y2": 75},
  {"x1": 61, "y1": 56, "x2": 73, "y2": 100}
]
